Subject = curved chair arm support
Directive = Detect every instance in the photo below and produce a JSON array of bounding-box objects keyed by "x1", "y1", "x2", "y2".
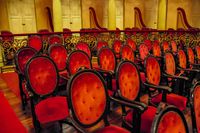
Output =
[
  {"x1": 66, "y1": 117, "x2": 86, "y2": 133},
  {"x1": 143, "y1": 82, "x2": 172, "y2": 93},
  {"x1": 163, "y1": 73, "x2": 189, "y2": 81},
  {"x1": 109, "y1": 96, "x2": 146, "y2": 112},
  {"x1": 177, "y1": 66, "x2": 200, "y2": 73}
]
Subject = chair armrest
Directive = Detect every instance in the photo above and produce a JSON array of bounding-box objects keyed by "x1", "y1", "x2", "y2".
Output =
[
  {"x1": 143, "y1": 82, "x2": 172, "y2": 93},
  {"x1": 162, "y1": 73, "x2": 189, "y2": 81},
  {"x1": 177, "y1": 67, "x2": 200, "y2": 73},
  {"x1": 94, "y1": 68, "x2": 114, "y2": 76},
  {"x1": 109, "y1": 96, "x2": 146, "y2": 112},
  {"x1": 117, "y1": 90, "x2": 147, "y2": 109},
  {"x1": 66, "y1": 117, "x2": 86, "y2": 133}
]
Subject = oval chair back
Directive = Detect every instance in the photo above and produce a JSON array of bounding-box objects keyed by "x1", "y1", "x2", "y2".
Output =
[
  {"x1": 15, "y1": 47, "x2": 37, "y2": 75},
  {"x1": 139, "y1": 43, "x2": 149, "y2": 61},
  {"x1": 67, "y1": 50, "x2": 91, "y2": 75},
  {"x1": 145, "y1": 56, "x2": 161, "y2": 86},
  {"x1": 187, "y1": 47, "x2": 195, "y2": 66},
  {"x1": 152, "y1": 41, "x2": 161, "y2": 57},
  {"x1": 164, "y1": 52, "x2": 176, "y2": 76},
  {"x1": 116, "y1": 60, "x2": 140, "y2": 101},
  {"x1": 126, "y1": 38, "x2": 137, "y2": 51},
  {"x1": 112, "y1": 40, "x2": 122, "y2": 59},
  {"x1": 195, "y1": 45, "x2": 200, "y2": 63},
  {"x1": 67, "y1": 69, "x2": 108, "y2": 127},
  {"x1": 121, "y1": 45, "x2": 135, "y2": 62},
  {"x1": 162, "y1": 41, "x2": 170, "y2": 53},
  {"x1": 98, "y1": 47, "x2": 116, "y2": 72},
  {"x1": 190, "y1": 82, "x2": 200, "y2": 133},
  {"x1": 171, "y1": 40, "x2": 178, "y2": 54},
  {"x1": 28, "y1": 35, "x2": 43, "y2": 52},
  {"x1": 75, "y1": 42, "x2": 91, "y2": 59},
  {"x1": 48, "y1": 35, "x2": 63, "y2": 46},
  {"x1": 151, "y1": 105, "x2": 188, "y2": 133},
  {"x1": 177, "y1": 49, "x2": 187, "y2": 69},
  {"x1": 25, "y1": 56, "x2": 59, "y2": 97},
  {"x1": 48, "y1": 44, "x2": 68, "y2": 72}
]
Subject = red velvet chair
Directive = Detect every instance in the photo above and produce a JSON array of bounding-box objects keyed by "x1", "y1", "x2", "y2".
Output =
[
  {"x1": 116, "y1": 60, "x2": 156, "y2": 133},
  {"x1": 151, "y1": 104, "x2": 188, "y2": 133},
  {"x1": 67, "y1": 50, "x2": 92, "y2": 75},
  {"x1": 15, "y1": 47, "x2": 37, "y2": 110},
  {"x1": 112, "y1": 40, "x2": 122, "y2": 60},
  {"x1": 66, "y1": 69, "x2": 145, "y2": 133},
  {"x1": 152, "y1": 41, "x2": 161, "y2": 58},
  {"x1": 125, "y1": 38, "x2": 137, "y2": 51},
  {"x1": 96, "y1": 41, "x2": 108, "y2": 51},
  {"x1": 28, "y1": 35, "x2": 43, "y2": 52},
  {"x1": 63, "y1": 28, "x2": 72, "y2": 40},
  {"x1": 162, "y1": 41, "x2": 170, "y2": 53},
  {"x1": 186, "y1": 47, "x2": 200, "y2": 68},
  {"x1": 163, "y1": 52, "x2": 189, "y2": 96},
  {"x1": 1, "y1": 30, "x2": 14, "y2": 42},
  {"x1": 144, "y1": 55, "x2": 188, "y2": 111},
  {"x1": 48, "y1": 44, "x2": 68, "y2": 91},
  {"x1": 25, "y1": 56, "x2": 69, "y2": 132},
  {"x1": 75, "y1": 42, "x2": 91, "y2": 59},
  {"x1": 190, "y1": 81, "x2": 200, "y2": 133},
  {"x1": 170, "y1": 40, "x2": 178, "y2": 54},
  {"x1": 195, "y1": 45, "x2": 200, "y2": 63},
  {"x1": 121, "y1": 45, "x2": 135, "y2": 62},
  {"x1": 96, "y1": 46, "x2": 117, "y2": 96},
  {"x1": 38, "y1": 29, "x2": 50, "y2": 43},
  {"x1": 48, "y1": 35, "x2": 63, "y2": 46},
  {"x1": 144, "y1": 39, "x2": 152, "y2": 51}
]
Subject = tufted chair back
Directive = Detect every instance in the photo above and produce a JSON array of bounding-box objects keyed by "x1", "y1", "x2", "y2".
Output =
[
  {"x1": 1, "y1": 30, "x2": 14, "y2": 42},
  {"x1": 126, "y1": 38, "x2": 137, "y2": 51},
  {"x1": 171, "y1": 40, "x2": 178, "y2": 54},
  {"x1": 121, "y1": 45, "x2": 135, "y2": 62},
  {"x1": 15, "y1": 47, "x2": 37, "y2": 75},
  {"x1": 162, "y1": 41, "x2": 170, "y2": 52},
  {"x1": 96, "y1": 41, "x2": 108, "y2": 51},
  {"x1": 144, "y1": 39, "x2": 152, "y2": 51},
  {"x1": 116, "y1": 61, "x2": 140, "y2": 101},
  {"x1": 151, "y1": 105, "x2": 188, "y2": 133},
  {"x1": 145, "y1": 56, "x2": 161, "y2": 85},
  {"x1": 112, "y1": 40, "x2": 122, "y2": 55},
  {"x1": 67, "y1": 50, "x2": 91, "y2": 75},
  {"x1": 164, "y1": 52, "x2": 176, "y2": 75},
  {"x1": 187, "y1": 47, "x2": 195, "y2": 65},
  {"x1": 190, "y1": 82, "x2": 200, "y2": 133},
  {"x1": 48, "y1": 35, "x2": 63, "y2": 46},
  {"x1": 28, "y1": 35, "x2": 43, "y2": 52},
  {"x1": 195, "y1": 45, "x2": 200, "y2": 62},
  {"x1": 98, "y1": 47, "x2": 116, "y2": 72},
  {"x1": 67, "y1": 69, "x2": 108, "y2": 127},
  {"x1": 48, "y1": 44, "x2": 67, "y2": 71},
  {"x1": 152, "y1": 41, "x2": 161, "y2": 57},
  {"x1": 139, "y1": 43, "x2": 149, "y2": 60},
  {"x1": 75, "y1": 42, "x2": 91, "y2": 58},
  {"x1": 177, "y1": 50, "x2": 187, "y2": 69},
  {"x1": 25, "y1": 56, "x2": 58, "y2": 96}
]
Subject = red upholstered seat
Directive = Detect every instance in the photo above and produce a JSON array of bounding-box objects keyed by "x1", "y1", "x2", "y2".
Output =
[
  {"x1": 96, "y1": 125, "x2": 130, "y2": 133},
  {"x1": 151, "y1": 93, "x2": 187, "y2": 111},
  {"x1": 144, "y1": 39, "x2": 152, "y2": 51},
  {"x1": 35, "y1": 96, "x2": 69, "y2": 124},
  {"x1": 112, "y1": 40, "x2": 122, "y2": 59},
  {"x1": 126, "y1": 38, "x2": 136, "y2": 51},
  {"x1": 139, "y1": 43, "x2": 149, "y2": 60},
  {"x1": 48, "y1": 35, "x2": 63, "y2": 45},
  {"x1": 125, "y1": 106, "x2": 157, "y2": 133}
]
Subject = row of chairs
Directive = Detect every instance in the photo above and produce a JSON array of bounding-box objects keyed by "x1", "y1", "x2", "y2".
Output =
[{"x1": 14, "y1": 36, "x2": 200, "y2": 132}]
